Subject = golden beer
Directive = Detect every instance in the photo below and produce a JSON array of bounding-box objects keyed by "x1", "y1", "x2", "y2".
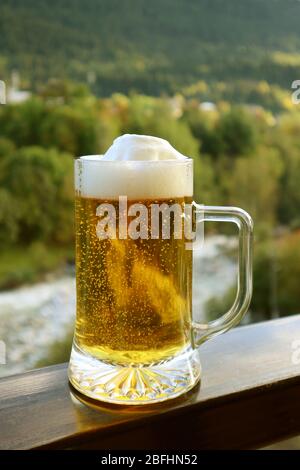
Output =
[{"x1": 74, "y1": 195, "x2": 192, "y2": 366}]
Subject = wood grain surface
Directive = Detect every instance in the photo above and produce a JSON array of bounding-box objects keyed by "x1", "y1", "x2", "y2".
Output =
[{"x1": 0, "y1": 315, "x2": 300, "y2": 449}]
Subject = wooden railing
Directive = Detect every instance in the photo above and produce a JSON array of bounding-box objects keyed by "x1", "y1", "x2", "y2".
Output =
[{"x1": 1, "y1": 315, "x2": 300, "y2": 450}]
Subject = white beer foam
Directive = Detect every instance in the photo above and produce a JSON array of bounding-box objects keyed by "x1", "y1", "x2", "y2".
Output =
[
  {"x1": 103, "y1": 134, "x2": 188, "y2": 161},
  {"x1": 75, "y1": 134, "x2": 193, "y2": 199}
]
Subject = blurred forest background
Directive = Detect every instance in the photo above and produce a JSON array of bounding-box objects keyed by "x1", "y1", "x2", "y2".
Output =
[{"x1": 1, "y1": 0, "x2": 300, "y2": 371}]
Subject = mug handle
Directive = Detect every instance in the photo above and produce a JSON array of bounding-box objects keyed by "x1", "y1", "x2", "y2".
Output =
[{"x1": 192, "y1": 204, "x2": 253, "y2": 347}]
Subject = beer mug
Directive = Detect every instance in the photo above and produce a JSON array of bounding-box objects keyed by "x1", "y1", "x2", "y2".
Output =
[{"x1": 69, "y1": 136, "x2": 253, "y2": 405}]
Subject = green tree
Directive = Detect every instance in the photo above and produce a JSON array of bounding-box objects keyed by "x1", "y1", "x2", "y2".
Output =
[
  {"x1": 227, "y1": 146, "x2": 283, "y2": 231},
  {"x1": 184, "y1": 107, "x2": 224, "y2": 158},
  {"x1": 0, "y1": 94, "x2": 119, "y2": 157},
  {"x1": 38, "y1": 79, "x2": 91, "y2": 104},
  {"x1": 0, "y1": 146, "x2": 74, "y2": 245},
  {"x1": 270, "y1": 115, "x2": 300, "y2": 227},
  {"x1": 0, "y1": 137, "x2": 15, "y2": 158},
  {"x1": 123, "y1": 95, "x2": 200, "y2": 157},
  {"x1": 39, "y1": 105, "x2": 100, "y2": 156},
  {"x1": 216, "y1": 108, "x2": 258, "y2": 157},
  {"x1": 0, "y1": 98, "x2": 46, "y2": 147},
  {"x1": 251, "y1": 232, "x2": 300, "y2": 318},
  {"x1": 193, "y1": 155, "x2": 221, "y2": 206}
]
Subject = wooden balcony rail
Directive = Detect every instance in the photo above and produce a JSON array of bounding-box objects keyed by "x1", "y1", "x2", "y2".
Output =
[{"x1": 0, "y1": 315, "x2": 300, "y2": 450}]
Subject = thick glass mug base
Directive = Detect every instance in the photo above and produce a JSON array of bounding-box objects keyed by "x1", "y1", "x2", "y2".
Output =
[{"x1": 68, "y1": 343, "x2": 201, "y2": 405}]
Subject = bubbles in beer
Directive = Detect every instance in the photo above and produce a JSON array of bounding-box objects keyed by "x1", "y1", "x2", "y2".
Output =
[{"x1": 74, "y1": 196, "x2": 193, "y2": 366}]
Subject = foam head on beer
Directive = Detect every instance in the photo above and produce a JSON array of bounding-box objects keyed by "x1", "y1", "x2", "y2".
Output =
[
  {"x1": 76, "y1": 134, "x2": 193, "y2": 199},
  {"x1": 102, "y1": 134, "x2": 188, "y2": 161}
]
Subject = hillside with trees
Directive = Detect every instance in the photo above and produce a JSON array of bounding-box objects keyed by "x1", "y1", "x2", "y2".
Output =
[{"x1": 1, "y1": 0, "x2": 300, "y2": 107}]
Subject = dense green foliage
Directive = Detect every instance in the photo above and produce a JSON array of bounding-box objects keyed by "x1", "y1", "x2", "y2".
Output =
[{"x1": 1, "y1": 0, "x2": 300, "y2": 109}]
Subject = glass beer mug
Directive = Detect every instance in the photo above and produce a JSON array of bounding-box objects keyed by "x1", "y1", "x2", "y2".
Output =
[{"x1": 69, "y1": 135, "x2": 253, "y2": 405}]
